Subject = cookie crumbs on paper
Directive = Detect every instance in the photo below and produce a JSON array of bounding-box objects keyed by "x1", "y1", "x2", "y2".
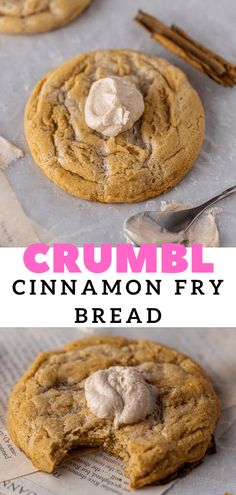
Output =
[{"x1": 0, "y1": 136, "x2": 24, "y2": 170}]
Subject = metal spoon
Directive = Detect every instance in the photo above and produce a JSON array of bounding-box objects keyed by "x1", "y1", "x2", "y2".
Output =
[{"x1": 124, "y1": 185, "x2": 236, "y2": 246}]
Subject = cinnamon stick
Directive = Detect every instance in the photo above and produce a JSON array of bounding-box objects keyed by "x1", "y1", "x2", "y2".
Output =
[{"x1": 135, "y1": 10, "x2": 236, "y2": 87}]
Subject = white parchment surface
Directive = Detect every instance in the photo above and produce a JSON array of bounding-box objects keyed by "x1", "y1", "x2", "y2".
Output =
[
  {"x1": 0, "y1": 0, "x2": 236, "y2": 246},
  {"x1": 0, "y1": 328, "x2": 235, "y2": 495}
]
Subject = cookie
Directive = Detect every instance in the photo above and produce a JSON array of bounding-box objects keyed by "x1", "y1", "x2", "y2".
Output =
[
  {"x1": 0, "y1": 0, "x2": 92, "y2": 34},
  {"x1": 25, "y1": 49, "x2": 205, "y2": 203},
  {"x1": 8, "y1": 336, "x2": 220, "y2": 488}
]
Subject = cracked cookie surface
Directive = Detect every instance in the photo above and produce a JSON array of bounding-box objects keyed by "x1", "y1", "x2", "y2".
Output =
[
  {"x1": 0, "y1": 0, "x2": 92, "y2": 34},
  {"x1": 25, "y1": 49, "x2": 205, "y2": 203},
  {"x1": 8, "y1": 336, "x2": 220, "y2": 488}
]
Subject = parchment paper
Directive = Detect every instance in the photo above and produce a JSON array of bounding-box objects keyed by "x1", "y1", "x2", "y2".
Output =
[
  {"x1": 0, "y1": 172, "x2": 39, "y2": 246},
  {"x1": 0, "y1": 0, "x2": 236, "y2": 246},
  {"x1": 0, "y1": 328, "x2": 235, "y2": 495}
]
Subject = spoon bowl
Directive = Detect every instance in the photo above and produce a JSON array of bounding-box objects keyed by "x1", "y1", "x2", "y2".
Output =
[{"x1": 124, "y1": 185, "x2": 236, "y2": 246}]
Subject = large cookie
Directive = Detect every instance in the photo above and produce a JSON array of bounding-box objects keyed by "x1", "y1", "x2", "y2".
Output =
[
  {"x1": 25, "y1": 49, "x2": 205, "y2": 203},
  {"x1": 8, "y1": 336, "x2": 220, "y2": 488},
  {"x1": 0, "y1": 0, "x2": 92, "y2": 34}
]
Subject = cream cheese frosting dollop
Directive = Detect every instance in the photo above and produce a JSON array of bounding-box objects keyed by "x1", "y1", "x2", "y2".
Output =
[
  {"x1": 85, "y1": 76, "x2": 145, "y2": 137},
  {"x1": 85, "y1": 366, "x2": 158, "y2": 428}
]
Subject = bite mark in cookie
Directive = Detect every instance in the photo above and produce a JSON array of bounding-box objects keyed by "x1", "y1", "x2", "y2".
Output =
[{"x1": 7, "y1": 336, "x2": 220, "y2": 488}]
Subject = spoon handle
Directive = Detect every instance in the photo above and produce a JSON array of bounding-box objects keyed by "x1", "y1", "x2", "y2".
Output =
[
  {"x1": 196, "y1": 185, "x2": 236, "y2": 212},
  {"x1": 185, "y1": 186, "x2": 236, "y2": 232},
  {"x1": 185, "y1": 185, "x2": 236, "y2": 233}
]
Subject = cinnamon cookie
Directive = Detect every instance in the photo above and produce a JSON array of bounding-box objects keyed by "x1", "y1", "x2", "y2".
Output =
[
  {"x1": 8, "y1": 336, "x2": 220, "y2": 488},
  {"x1": 0, "y1": 0, "x2": 92, "y2": 34},
  {"x1": 25, "y1": 49, "x2": 205, "y2": 203}
]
